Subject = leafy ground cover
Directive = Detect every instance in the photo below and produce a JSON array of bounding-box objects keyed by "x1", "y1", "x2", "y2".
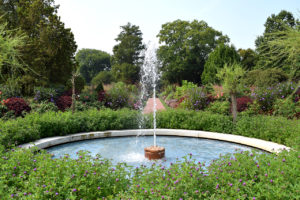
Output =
[{"x1": 0, "y1": 144, "x2": 299, "y2": 199}]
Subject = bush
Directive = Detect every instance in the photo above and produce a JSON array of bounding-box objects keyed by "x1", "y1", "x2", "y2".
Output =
[
  {"x1": 180, "y1": 87, "x2": 211, "y2": 110},
  {"x1": 55, "y1": 96, "x2": 72, "y2": 111},
  {"x1": 30, "y1": 101, "x2": 58, "y2": 114},
  {"x1": 206, "y1": 101, "x2": 230, "y2": 115},
  {"x1": 0, "y1": 84, "x2": 21, "y2": 99},
  {"x1": 234, "y1": 115, "x2": 299, "y2": 147},
  {"x1": 79, "y1": 92, "x2": 97, "y2": 103},
  {"x1": 174, "y1": 80, "x2": 197, "y2": 99},
  {"x1": 0, "y1": 108, "x2": 139, "y2": 147},
  {"x1": 273, "y1": 98, "x2": 300, "y2": 119},
  {"x1": 155, "y1": 109, "x2": 234, "y2": 134},
  {"x1": 4, "y1": 97, "x2": 31, "y2": 117},
  {"x1": 235, "y1": 96, "x2": 253, "y2": 112},
  {"x1": 252, "y1": 81, "x2": 297, "y2": 112},
  {"x1": 98, "y1": 90, "x2": 106, "y2": 102},
  {"x1": 243, "y1": 68, "x2": 288, "y2": 87},
  {"x1": 105, "y1": 82, "x2": 135, "y2": 109},
  {"x1": 33, "y1": 87, "x2": 57, "y2": 103}
]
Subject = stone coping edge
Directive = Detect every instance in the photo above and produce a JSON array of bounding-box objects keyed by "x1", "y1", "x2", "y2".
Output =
[{"x1": 21, "y1": 129, "x2": 289, "y2": 153}]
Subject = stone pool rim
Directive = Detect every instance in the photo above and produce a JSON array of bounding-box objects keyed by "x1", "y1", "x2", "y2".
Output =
[{"x1": 21, "y1": 129, "x2": 289, "y2": 153}]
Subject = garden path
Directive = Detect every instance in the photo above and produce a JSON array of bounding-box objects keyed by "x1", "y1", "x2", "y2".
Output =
[{"x1": 143, "y1": 98, "x2": 166, "y2": 114}]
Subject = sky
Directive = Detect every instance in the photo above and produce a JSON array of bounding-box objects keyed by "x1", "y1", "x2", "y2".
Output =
[{"x1": 54, "y1": 0, "x2": 299, "y2": 54}]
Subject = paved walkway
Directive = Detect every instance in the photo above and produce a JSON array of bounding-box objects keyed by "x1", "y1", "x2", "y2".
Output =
[{"x1": 143, "y1": 98, "x2": 166, "y2": 114}]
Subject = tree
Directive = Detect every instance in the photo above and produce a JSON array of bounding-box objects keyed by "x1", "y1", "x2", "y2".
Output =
[
  {"x1": 238, "y1": 48, "x2": 258, "y2": 71},
  {"x1": 201, "y1": 44, "x2": 240, "y2": 84},
  {"x1": 0, "y1": 0, "x2": 77, "y2": 93},
  {"x1": 76, "y1": 49, "x2": 111, "y2": 84},
  {"x1": 0, "y1": 21, "x2": 27, "y2": 96},
  {"x1": 257, "y1": 23, "x2": 300, "y2": 80},
  {"x1": 111, "y1": 22, "x2": 145, "y2": 83},
  {"x1": 157, "y1": 19, "x2": 229, "y2": 85},
  {"x1": 217, "y1": 63, "x2": 245, "y2": 123},
  {"x1": 255, "y1": 10, "x2": 299, "y2": 78}
]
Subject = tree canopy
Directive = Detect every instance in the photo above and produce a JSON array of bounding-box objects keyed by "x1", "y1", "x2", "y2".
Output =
[
  {"x1": 255, "y1": 10, "x2": 299, "y2": 79},
  {"x1": 0, "y1": 21, "x2": 26, "y2": 96},
  {"x1": 111, "y1": 22, "x2": 145, "y2": 84},
  {"x1": 0, "y1": 0, "x2": 77, "y2": 94},
  {"x1": 76, "y1": 49, "x2": 111, "y2": 84},
  {"x1": 157, "y1": 19, "x2": 229, "y2": 85},
  {"x1": 201, "y1": 44, "x2": 240, "y2": 85}
]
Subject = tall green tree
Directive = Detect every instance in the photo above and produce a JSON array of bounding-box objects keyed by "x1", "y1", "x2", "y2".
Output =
[
  {"x1": 111, "y1": 22, "x2": 145, "y2": 83},
  {"x1": 201, "y1": 44, "x2": 240, "y2": 84},
  {"x1": 0, "y1": 0, "x2": 77, "y2": 93},
  {"x1": 255, "y1": 10, "x2": 299, "y2": 78},
  {"x1": 157, "y1": 19, "x2": 229, "y2": 85},
  {"x1": 257, "y1": 25, "x2": 300, "y2": 80},
  {"x1": 76, "y1": 49, "x2": 111, "y2": 84}
]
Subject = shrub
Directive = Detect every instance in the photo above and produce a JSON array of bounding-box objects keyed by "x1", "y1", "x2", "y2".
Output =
[
  {"x1": 0, "y1": 84, "x2": 21, "y2": 99},
  {"x1": 234, "y1": 115, "x2": 299, "y2": 147},
  {"x1": 30, "y1": 101, "x2": 58, "y2": 114},
  {"x1": 273, "y1": 98, "x2": 300, "y2": 119},
  {"x1": 154, "y1": 109, "x2": 234, "y2": 134},
  {"x1": 174, "y1": 80, "x2": 197, "y2": 99},
  {"x1": 252, "y1": 81, "x2": 297, "y2": 112},
  {"x1": 160, "y1": 84, "x2": 176, "y2": 99},
  {"x1": 243, "y1": 68, "x2": 288, "y2": 87},
  {"x1": 234, "y1": 96, "x2": 253, "y2": 112},
  {"x1": 79, "y1": 92, "x2": 97, "y2": 103},
  {"x1": 206, "y1": 101, "x2": 230, "y2": 115},
  {"x1": 4, "y1": 97, "x2": 31, "y2": 117},
  {"x1": 104, "y1": 82, "x2": 134, "y2": 109},
  {"x1": 98, "y1": 90, "x2": 106, "y2": 102},
  {"x1": 55, "y1": 96, "x2": 72, "y2": 111},
  {"x1": 33, "y1": 87, "x2": 57, "y2": 103},
  {"x1": 180, "y1": 87, "x2": 211, "y2": 110}
]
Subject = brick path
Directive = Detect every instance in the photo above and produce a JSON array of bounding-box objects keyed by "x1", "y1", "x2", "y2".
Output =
[{"x1": 143, "y1": 98, "x2": 166, "y2": 114}]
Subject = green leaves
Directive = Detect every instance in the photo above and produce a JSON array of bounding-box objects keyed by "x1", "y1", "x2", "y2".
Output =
[
  {"x1": 217, "y1": 63, "x2": 245, "y2": 95},
  {"x1": 157, "y1": 19, "x2": 229, "y2": 84},
  {"x1": 202, "y1": 44, "x2": 240, "y2": 85},
  {"x1": 111, "y1": 22, "x2": 145, "y2": 84},
  {"x1": 76, "y1": 49, "x2": 111, "y2": 84},
  {"x1": 0, "y1": 0, "x2": 77, "y2": 93}
]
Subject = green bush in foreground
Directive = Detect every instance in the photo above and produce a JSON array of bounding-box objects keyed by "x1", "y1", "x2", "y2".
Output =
[{"x1": 0, "y1": 146, "x2": 299, "y2": 199}]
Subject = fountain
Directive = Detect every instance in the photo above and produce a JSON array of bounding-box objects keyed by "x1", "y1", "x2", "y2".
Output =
[{"x1": 139, "y1": 44, "x2": 165, "y2": 160}]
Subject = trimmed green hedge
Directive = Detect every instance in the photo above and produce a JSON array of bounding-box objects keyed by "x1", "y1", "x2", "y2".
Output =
[{"x1": 0, "y1": 109, "x2": 299, "y2": 148}]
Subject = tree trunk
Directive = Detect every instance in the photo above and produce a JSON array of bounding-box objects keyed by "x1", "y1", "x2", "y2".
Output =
[
  {"x1": 71, "y1": 75, "x2": 76, "y2": 114},
  {"x1": 231, "y1": 92, "x2": 237, "y2": 123}
]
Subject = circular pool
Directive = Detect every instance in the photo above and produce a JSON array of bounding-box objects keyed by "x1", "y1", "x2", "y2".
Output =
[{"x1": 47, "y1": 136, "x2": 255, "y2": 167}]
